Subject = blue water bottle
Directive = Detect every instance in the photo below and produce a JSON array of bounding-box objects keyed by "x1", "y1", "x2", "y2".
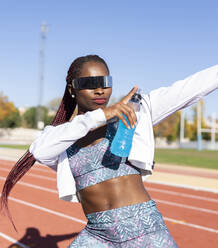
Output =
[{"x1": 110, "y1": 89, "x2": 142, "y2": 157}]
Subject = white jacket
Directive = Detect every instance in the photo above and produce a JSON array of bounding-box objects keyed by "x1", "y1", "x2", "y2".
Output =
[{"x1": 29, "y1": 65, "x2": 218, "y2": 202}]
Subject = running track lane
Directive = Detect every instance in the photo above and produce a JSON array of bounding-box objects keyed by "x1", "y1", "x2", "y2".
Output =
[{"x1": 0, "y1": 159, "x2": 218, "y2": 248}]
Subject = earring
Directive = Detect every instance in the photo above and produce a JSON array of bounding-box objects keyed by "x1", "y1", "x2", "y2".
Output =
[{"x1": 71, "y1": 94, "x2": 75, "y2": 98}]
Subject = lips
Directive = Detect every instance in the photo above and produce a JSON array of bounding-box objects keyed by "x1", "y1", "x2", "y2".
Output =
[{"x1": 93, "y1": 98, "x2": 107, "y2": 104}]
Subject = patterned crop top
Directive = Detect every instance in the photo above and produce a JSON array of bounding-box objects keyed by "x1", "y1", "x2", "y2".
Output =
[{"x1": 66, "y1": 122, "x2": 141, "y2": 191}]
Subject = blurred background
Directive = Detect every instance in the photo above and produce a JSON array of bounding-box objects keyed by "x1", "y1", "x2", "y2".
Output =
[
  {"x1": 0, "y1": 0, "x2": 218, "y2": 150},
  {"x1": 0, "y1": 1, "x2": 218, "y2": 247}
]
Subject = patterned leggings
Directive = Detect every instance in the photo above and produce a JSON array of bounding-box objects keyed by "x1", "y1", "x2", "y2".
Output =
[{"x1": 68, "y1": 200, "x2": 178, "y2": 247}]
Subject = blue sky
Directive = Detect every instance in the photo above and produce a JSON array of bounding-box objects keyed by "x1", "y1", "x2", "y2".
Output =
[{"x1": 1, "y1": 0, "x2": 218, "y2": 118}]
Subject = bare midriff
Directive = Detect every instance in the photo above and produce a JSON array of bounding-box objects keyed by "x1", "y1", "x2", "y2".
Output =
[{"x1": 78, "y1": 174, "x2": 151, "y2": 215}]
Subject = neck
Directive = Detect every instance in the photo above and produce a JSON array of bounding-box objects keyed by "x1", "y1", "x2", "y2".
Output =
[
  {"x1": 77, "y1": 106, "x2": 87, "y2": 115},
  {"x1": 77, "y1": 106, "x2": 105, "y2": 115}
]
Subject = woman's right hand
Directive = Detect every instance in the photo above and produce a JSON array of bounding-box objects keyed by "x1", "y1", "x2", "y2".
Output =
[{"x1": 103, "y1": 86, "x2": 138, "y2": 129}]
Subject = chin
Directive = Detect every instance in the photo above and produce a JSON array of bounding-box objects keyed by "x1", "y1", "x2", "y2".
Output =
[
  {"x1": 92, "y1": 103, "x2": 108, "y2": 109},
  {"x1": 92, "y1": 105, "x2": 106, "y2": 110}
]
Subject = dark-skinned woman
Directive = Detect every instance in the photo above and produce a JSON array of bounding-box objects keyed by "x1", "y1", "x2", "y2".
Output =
[{"x1": 2, "y1": 55, "x2": 218, "y2": 247}]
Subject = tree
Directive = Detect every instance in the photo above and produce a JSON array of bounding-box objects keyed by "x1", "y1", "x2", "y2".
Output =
[
  {"x1": 154, "y1": 111, "x2": 181, "y2": 142},
  {"x1": 47, "y1": 97, "x2": 61, "y2": 112},
  {"x1": 23, "y1": 106, "x2": 53, "y2": 128},
  {"x1": 0, "y1": 92, "x2": 21, "y2": 128},
  {"x1": 185, "y1": 100, "x2": 210, "y2": 141}
]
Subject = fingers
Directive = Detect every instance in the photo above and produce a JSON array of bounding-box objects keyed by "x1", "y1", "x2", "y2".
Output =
[
  {"x1": 121, "y1": 86, "x2": 138, "y2": 104},
  {"x1": 103, "y1": 86, "x2": 139, "y2": 129},
  {"x1": 104, "y1": 103, "x2": 136, "y2": 129},
  {"x1": 116, "y1": 112, "x2": 130, "y2": 129},
  {"x1": 120, "y1": 104, "x2": 137, "y2": 128}
]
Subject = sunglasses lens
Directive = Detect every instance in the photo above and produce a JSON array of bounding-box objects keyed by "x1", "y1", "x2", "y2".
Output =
[{"x1": 72, "y1": 76, "x2": 112, "y2": 89}]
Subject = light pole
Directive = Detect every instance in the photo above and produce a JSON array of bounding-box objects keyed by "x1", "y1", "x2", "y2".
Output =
[
  {"x1": 197, "y1": 102, "x2": 218, "y2": 150},
  {"x1": 197, "y1": 101, "x2": 202, "y2": 151},
  {"x1": 180, "y1": 110, "x2": 185, "y2": 146},
  {"x1": 36, "y1": 21, "x2": 49, "y2": 129},
  {"x1": 211, "y1": 112, "x2": 216, "y2": 150}
]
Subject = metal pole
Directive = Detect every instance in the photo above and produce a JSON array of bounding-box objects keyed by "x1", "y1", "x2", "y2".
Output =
[
  {"x1": 36, "y1": 21, "x2": 48, "y2": 129},
  {"x1": 197, "y1": 101, "x2": 202, "y2": 150},
  {"x1": 180, "y1": 110, "x2": 185, "y2": 146},
  {"x1": 211, "y1": 112, "x2": 216, "y2": 150}
]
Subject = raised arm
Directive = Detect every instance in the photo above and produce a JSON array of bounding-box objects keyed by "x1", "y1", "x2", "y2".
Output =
[
  {"x1": 29, "y1": 108, "x2": 106, "y2": 166},
  {"x1": 148, "y1": 65, "x2": 218, "y2": 126},
  {"x1": 29, "y1": 86, "x2": 139, "y2": 167}
]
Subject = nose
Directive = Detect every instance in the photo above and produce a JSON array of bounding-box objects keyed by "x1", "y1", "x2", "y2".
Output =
[{"x1": 94, "y1": 87, "x2": 104, "y2": 95}]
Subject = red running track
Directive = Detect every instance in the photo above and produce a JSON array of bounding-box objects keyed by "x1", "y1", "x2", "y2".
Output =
[{"x1": 0, "y1": 159, "x2": 218, "y2": 248}]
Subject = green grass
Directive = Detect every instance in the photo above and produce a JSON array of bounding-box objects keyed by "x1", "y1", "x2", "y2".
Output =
[
  {"x1": 1, "y1": 145, "x2": 217, "y2": 170},
  {"x1": 155, "y1": 148, "x2": 218, "y2": 170},
  {"x1": 0, "y1": 144, "x2": 29, "y2": 150}
]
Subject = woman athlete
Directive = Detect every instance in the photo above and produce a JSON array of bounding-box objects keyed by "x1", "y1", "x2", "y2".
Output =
[{"x1": 1, "y1": 55, "x2": 218, "y2": 247}]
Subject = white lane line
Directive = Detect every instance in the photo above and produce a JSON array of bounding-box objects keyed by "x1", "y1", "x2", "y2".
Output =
[
  {"x1": 146, "y1": 187, "x2": 218, "y2": 203},
  {"x1": 3, "y1": 194, "x2": 218, "y2": 235},
  {"x1": 1, "y1": 161, "x2": 56, "y2": 174},
  {"x1": 7, "y1": 195, "x2": 86, "y2": 225},
  {"x1": 0, "y1": 176, "x2": 57, "y2": 194},
  {"x1": 164, "y1": 217, "x2": 218, "y2": 234},
  {"x1": 143, "y1": 179, "x2": 218, "y2": 194},
  {"x1": 1, "y1": 176, "x2": 217, "y2": 216},
  {"x1": 0, "y1": 232, "x2": 28, "y2": 248},
  {"x1": 0, "y1": 155, "x2": 22, "y2": 162},
  {"x1": 0, "y1": 168, "x2": 56, "y2": 181},
  {"x1": 155, "y1": 198, "x2": 218, "y2": 215}
]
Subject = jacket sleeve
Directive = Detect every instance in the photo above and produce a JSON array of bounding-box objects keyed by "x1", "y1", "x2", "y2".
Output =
[
  {"x1": 148, "y1": 65, "x2": 218, "y2": 126},
  {"x1": 29, "y1": 108, "x2": 106, "y2": 166}
]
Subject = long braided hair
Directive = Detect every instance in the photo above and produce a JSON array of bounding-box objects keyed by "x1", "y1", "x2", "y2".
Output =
[{"x1": 0, "y1": 55, "x2": 109, "y2": 230}]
